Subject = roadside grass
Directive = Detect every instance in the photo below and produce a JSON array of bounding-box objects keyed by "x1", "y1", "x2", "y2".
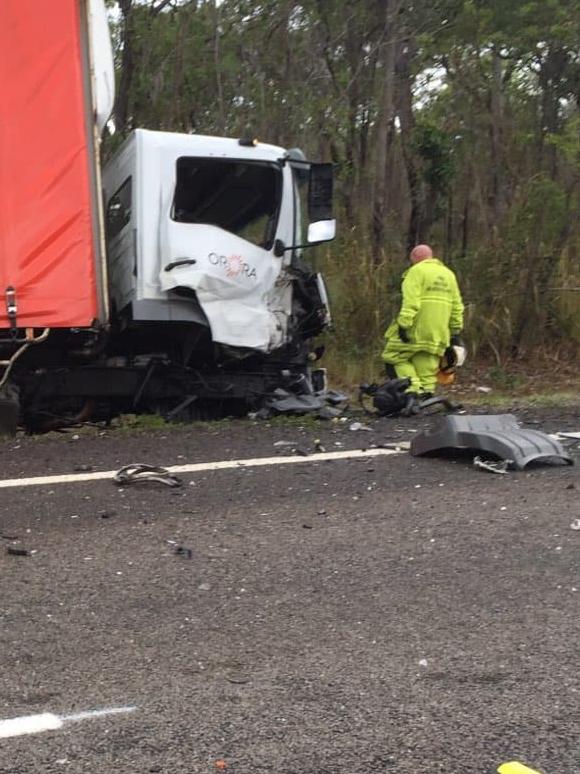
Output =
[{"x1": 461, "y1": 391, "x2": 580, "y2": 410}]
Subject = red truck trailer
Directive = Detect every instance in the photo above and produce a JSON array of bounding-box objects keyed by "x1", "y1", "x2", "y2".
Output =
[{"x1": 0, "y1": 0, "x2": 113, "y2": 432}]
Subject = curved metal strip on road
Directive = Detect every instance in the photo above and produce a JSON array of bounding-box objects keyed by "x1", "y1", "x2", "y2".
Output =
[{"x1": 0, "y1": 448, "x2": 403, "y2": 490}]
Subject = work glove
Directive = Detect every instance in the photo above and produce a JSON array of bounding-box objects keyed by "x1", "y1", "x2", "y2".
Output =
[
  {"x1": 398, "y1": 325, "x2": 410, "y2": 343},
  {"x1": 450, "y1": 333, "x2": 464, "y2": 347}
]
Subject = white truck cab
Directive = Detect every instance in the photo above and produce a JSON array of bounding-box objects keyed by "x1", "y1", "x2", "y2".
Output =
[{"x1": 103, "y1": 129, "x2": 334, "y2": 355}]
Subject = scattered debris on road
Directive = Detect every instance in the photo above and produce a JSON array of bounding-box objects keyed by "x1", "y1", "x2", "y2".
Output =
[
  {"x1": 349, "y1": 421, "x2": 372, "y2": 432},
  {"x1": 412, "y1": 414, "x2": 573, "y2": 470},
  {"x1": 174, "y1": 545, "x2": 193, "y2": 559},
  {"x1": 556, "y1": 431, "x2": 580, "y2": 441},
  {"x1": 114, "y1": 463, "x2": 183, "y2": 488},
  {"x1": 377, "y1": 441, "x2": 411, "y2": 451},
  {"x1": 473, "y1": 456, "x2": 512, "y2": 475},
  {"x1": 6, "y1": 545, "x2": 34, "y2": 557}
]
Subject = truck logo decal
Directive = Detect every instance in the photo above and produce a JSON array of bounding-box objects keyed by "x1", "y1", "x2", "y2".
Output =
[{"x1": 208, "y1": 252, "x2": 257, "y2": 280}]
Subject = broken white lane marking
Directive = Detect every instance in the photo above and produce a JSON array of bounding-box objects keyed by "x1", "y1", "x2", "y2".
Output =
[
  {"x1": 0, "y1": 705, "x2": 136, "y2": 739},
  {"x1": 0, "y1": 447, "x2": 402, "y2": 490}
]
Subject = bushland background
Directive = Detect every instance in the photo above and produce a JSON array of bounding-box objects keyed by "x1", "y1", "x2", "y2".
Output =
[{"x1": 105, "y1": 0, "x2": 580, "y2": 388}]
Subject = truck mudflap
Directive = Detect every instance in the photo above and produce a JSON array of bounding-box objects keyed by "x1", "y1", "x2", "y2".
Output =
[
  {"x1": 410, "y1": 414, "x2": 574, "y2": 470},
  {"x1": 0, "y1": 383, "x2": 19, "y2": 437}
]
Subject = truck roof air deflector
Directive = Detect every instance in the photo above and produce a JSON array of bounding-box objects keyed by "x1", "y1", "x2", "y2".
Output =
[{"x1": 411, "y1": 414, "x2": 573, "y2": 470}]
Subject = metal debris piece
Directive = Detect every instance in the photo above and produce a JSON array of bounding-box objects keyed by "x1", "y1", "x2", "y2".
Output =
[
  {"x1": 226, "y1": 674, "x2": 250, "y2": 685},
  {"x1": 570, "y1": 519, "x2": 580, "y2": 531},
  {"x1": 6, "y1": 546, "x2": 32, "y2": 557},
  {"x1": 473, "y1": 456, "x2": 512, "y2": 475},
  {"x1": 349, "y1": 421, "x2": 372, "y2": 432},
  {"x1": 114, "y1": 463, "x2": 183, "y2": 487},
  {"x1": 174, "y1": 545, "x2": 193, "y2": 559},
  {"x1": 267, "y1": 393, "x2": 327, "y2": 414},
  {"x1": 325, "y1": 389, "x2": 349, "y2": 405}
]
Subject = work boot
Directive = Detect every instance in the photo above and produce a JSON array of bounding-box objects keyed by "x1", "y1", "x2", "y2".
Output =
[{"x1": 401, "y1": 392, "x2": 420, "y2": 417}]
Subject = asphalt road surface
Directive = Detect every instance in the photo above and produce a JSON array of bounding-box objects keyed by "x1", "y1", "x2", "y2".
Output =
[{"x1": 0, "y1": 410, "x2": 579, "y2": 774}]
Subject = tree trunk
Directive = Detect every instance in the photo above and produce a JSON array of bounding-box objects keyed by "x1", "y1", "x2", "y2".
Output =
[
  {"x1": 371, "y1": 0, "x2": 399, "y2": 262},
  {"x1": 488, "y1": 46, "x2": 505, "y2": 229},
  {"x1": 114, "y1": 0, "x2": 135, "y2": 136},
  {"x1": 396, "y1": 38, "x2": 422, "y2": 252}
]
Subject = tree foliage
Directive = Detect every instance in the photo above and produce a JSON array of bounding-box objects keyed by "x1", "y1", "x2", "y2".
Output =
[{"x1": 106, "y1": 0, "x2": 580, "y2": 362}]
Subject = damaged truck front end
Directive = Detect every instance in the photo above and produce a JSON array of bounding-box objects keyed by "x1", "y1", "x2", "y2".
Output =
[
  {"x1": 98, "y1": 130, "x2": 336, "y2": 421},
  {"x1": 11, "y1": 132, "x2": 336, "y2": 430}
]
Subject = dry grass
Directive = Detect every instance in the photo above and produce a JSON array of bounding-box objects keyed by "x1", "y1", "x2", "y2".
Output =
[{"x1": 315, "y1": 237, "x2": 580, "y2": 392}]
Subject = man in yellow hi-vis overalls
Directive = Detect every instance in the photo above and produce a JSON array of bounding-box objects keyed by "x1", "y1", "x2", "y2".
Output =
[{"x1": 382, "y1": 244, "x2": 464, "y2": 415}]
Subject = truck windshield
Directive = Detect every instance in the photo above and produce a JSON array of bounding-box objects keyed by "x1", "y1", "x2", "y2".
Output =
[{"x1": 172, "y1": 157, "x2": 281, "y2": 249}]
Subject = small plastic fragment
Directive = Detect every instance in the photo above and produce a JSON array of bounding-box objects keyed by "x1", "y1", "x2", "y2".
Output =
[
  {"x1": 473, "y1": 456, "x2": 512, "y2": 474},
  {"x1": 114, "y1": 464, "x2": 182, "y2": 487},
  {"x1": 174, "y1": 546, "x2": 193, "y2": 559},
  {"x1": 349, "y1": 421, "x2": 372, "y2": 432},
  {"x1": 6, "y1": 546, "x2": 31, "y2": 556}
]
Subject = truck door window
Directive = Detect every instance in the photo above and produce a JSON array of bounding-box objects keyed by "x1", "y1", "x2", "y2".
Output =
[
  {"x1": 106, "y1": 177, "x2": 132, "y2": 241},
  {"x1": 292, "y1": 164, "x2": 309, "y2": 248},
  {"x1": 172, "y1": 158, "x2": 280, "y2": 249}
]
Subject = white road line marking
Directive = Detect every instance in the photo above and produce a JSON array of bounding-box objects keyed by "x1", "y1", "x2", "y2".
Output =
[
  {"x1": 0, "y1": 447, "x2": 402, "y2": 490},
  {"x1": 0, "y1": 713, "x2": 63, "y2": 738},
  {"x1": 0, "y1": 706, "x2": 136, "y2": 739}
]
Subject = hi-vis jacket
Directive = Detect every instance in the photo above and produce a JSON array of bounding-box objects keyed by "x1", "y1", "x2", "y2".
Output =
[{"x1": 385, "y1": 258, "x2": 464, "y2": 356}]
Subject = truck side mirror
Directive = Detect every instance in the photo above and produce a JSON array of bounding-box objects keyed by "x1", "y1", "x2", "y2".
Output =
[
  {"x1": 273, "y1": 239, "x2": 286, "y2": 258},
  {"x1": 307, "y1": 219, "x2": 336, "y2": 244},
  {"x1": 308, "y1": 163, "x2": 333, "y2": 222}
]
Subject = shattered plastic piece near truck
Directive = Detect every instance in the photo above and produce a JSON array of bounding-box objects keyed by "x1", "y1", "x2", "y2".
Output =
[
  {"x1": 473, "y1": 456, "x2": 511, "y2": 474},
  {"x1": 411, "y1": 414, "x2": 573, "y2": 471}
]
